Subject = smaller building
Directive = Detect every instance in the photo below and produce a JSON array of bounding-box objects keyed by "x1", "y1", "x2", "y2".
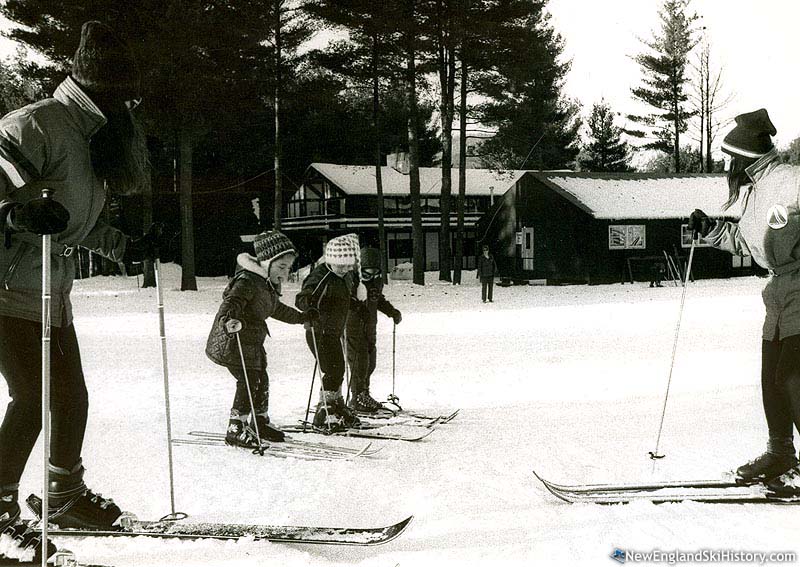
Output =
[
  {"x1": 477, "y1": 172, "x2": 761, "y2": 284},
  {"x1": 282, "y1": 159, "x2": 527, "y2": 270}
]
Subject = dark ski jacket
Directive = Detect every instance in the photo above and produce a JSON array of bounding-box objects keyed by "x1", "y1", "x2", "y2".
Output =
[
  {"x1": 206, "y1": 253, "x2": 306, "y2": 369},
  {"x1": 346, "y1": 276, "x2": 399, "y2": 342},
  {"x1": 477, "y1": 254, "x2": 498, "y2": 280},
  {"x1": 295, "y1": 263, "x2": 356, "y2": 335}
]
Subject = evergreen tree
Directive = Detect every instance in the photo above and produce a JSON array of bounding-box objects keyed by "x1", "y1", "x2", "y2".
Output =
[
  {"x1": 582, "y1": 101, "x2": 632, "y2": 172},
  {"x1": 473, "y1": 0, "x2": 580, "y2": 170},
  {"x1": 627, "y1": 0, "x2": 698, "y2": 172}
]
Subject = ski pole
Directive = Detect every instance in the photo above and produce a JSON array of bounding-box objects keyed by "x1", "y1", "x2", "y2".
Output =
[
  {"x1": 309, "y1": 326, "x2": 332, "y2": 433},
  {"x1": 154, "y1": 258, "x2": 185, "y2": 520},
  {"x1": 341, "y1": 330, "x2": 351, "y2": 406},
  {"x1": 649, "y1": 237, "x2": 697, "y2": 462},
  {"x1": 40, "y1": 188, "x2": 53, "y2": 567},
  {"x1": 302, "y1": 360, "x2": 318, "y2": 433},
  {"x1": 229, "y1": 322, "x2": 265, "y2": 455},
  {"x1": 387, "y1": 322, "x2": 402, "y2": 410}
]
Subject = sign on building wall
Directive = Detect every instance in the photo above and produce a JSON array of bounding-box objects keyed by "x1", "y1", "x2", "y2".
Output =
[
  {"x1": 608, "y1": 225, "x2": 646, "y2": 250},
  {"x1": 679, "y1": 224, "x2": 712, "y2": 248}
]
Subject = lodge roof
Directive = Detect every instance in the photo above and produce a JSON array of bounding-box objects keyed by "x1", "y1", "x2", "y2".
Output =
[
  {"x1": 308, "y1": 163, "x2": 527, "y2": 197},
  {"x1": 529, "y1": 172, "x2": 737, "y2": 220}
]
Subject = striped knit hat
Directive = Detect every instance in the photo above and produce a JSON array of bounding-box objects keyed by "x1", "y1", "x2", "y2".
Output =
[
  {"x1": 254, "y1": 231, "x2": 296, "y2": 267},
  {"x1": 721, "y1": 109, "x2": 776, "y2": 159},
  {"x1": 325, "y1": 233, "x2": 359, "y2": 266}
]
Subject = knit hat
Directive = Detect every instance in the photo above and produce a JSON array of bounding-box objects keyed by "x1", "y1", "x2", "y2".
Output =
[
  {"x1": 721, "y1": 109, "x2": 776, "y2": 159},
  {"x1": 254, "y1": 231, "x2": 296, "y2": 268},
  {"x1": 71, "y1": 21, "x2": 140, "y2": 101},
  {"x1": 360, "y1": 248, "x2": 381, "y2": 270},
  {"x1": 325, "y1": 234, "x2": 359, "y2": 266}
]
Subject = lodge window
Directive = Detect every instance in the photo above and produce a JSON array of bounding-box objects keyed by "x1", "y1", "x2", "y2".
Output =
[
  {"x1": 608, "y1": 225, "x2": 646, "y2": 250},
  {"x1": 679, "y1": 224, "x2": 712, "y2": 247}
]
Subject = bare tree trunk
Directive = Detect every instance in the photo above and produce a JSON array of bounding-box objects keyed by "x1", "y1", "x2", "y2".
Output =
[
  {"x1": 437, "y1": 1, "x2": 454, "y2": 282},
  {"x1": 406, "y1": 0, "x2": 424, "y2": 286},
  {"x1": 179, "y1": 127, "x2": 197, "y2": 291},
  {"x1": 273, "y1": 0, "x2": 283, "y2": 231},
  {"x1": 142, "y1": 163, "x2": 156, "y2": 287},
  {"x1": 453, "y1": 0, "x2": 468, "y2": 286},
  {"x1": 372, "y1": 34, "x2": 388, "y2": 284}
]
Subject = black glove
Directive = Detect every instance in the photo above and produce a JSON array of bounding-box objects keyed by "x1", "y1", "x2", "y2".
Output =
[
  {"x1": 6, "y1": 198, "x2": 70, "y2": 235},
  {"x1": 392, "y1": 310, "x2": 402, "y2": 325},
  {"x1": 124, "y1": 223, "x2": 174, "y2": 264},
  {"x1": 688, "y1": 209, "x2": 716, "y2": 238},
  {"x1": 304, "y1": 308, "x2": 320, "y2": 324}
]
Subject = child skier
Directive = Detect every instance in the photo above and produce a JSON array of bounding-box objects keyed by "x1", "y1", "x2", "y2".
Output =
[
  {"x1": 295, "y1": 234, "x2": 363, "y2": 430},
  {"x1": 206, "y1": 231, "x2": 316, "y2": 446},
  {"x1": 346, "y1": 247, "x2": 402, "y2": 412}
]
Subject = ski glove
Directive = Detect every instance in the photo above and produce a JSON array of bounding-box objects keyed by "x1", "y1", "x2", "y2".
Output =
[
  {"x1": 224, "y1": 319, "x2": 243, "y2": 334},
  {"x1": 5, "y1": 197, "x2": 70, "y2": 235},
  {"x1": 124, "y1": 223, "x2": 174, "y2": 264},
  {"x1": 392, "y1": 310, "x2": 402, "y2": 325},
  {"x1": 688, "y1": 209, "x2": 716, "y2": 238},
  {"x1": 304, "y1": 307, "x2": 320, "y2": 324}
]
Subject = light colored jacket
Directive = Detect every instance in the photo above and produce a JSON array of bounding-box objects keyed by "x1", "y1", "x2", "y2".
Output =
[
  {"x1": 0, "y1": 77, "x2": 128, "y2": 327},
  {"x1": 705, "y1": 148, "x2": 800, "y2": 339}
]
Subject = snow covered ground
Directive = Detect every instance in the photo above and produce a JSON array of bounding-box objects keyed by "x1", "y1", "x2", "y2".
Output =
[{"x1": 4, "y1": 265, "x2": 799, "y2": 566}]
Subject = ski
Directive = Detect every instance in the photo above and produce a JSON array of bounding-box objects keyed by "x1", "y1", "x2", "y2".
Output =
[
  {"x1": 282, "y1": 422, "x2": 436, "y2": 442},
  {"x1": 26, "y1": 496, "x2": 412, "y2": 546},
  {"x1": 184, "y1": 431, "x2": 383, "y2": 457},
  {"x1": 172, "y1": 436, "x2": 376, "y2": 461},
  {"x1": 532, "y1": 471, "x2": 800, "y2": 505},
  {"x1": 364, "y1": 408, "x2": 460, "y2": 423}
]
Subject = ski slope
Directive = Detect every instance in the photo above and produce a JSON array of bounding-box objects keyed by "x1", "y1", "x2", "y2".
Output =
[{"x1": 3, "y1": 265, "x2": 797, "y2": 566}]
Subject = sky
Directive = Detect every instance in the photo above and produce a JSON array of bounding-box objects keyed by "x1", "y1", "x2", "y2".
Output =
[
  {"x1": 2, "y1": 1, "x2": 800, "y2": 154},
  {"x1": 546, "y1": 0, "x2": 800, "y2": 150}
]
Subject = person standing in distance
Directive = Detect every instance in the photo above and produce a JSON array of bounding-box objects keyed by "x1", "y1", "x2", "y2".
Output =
[
  {"x1": 689, "y1": 108, "x2": 800, "y2": 496},
  {"x1": 477, "y1": 244, "x2": 498, "y2": 303}
]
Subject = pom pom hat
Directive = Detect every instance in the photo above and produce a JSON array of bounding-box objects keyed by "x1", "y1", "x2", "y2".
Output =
[
  {"x1": 253, "y1": 231, "x2": 296, "y2": 271},
  {"x1": 325, "y1": 234, "x2": 359, "y2": 266},
  {"x1": 721, "y1": 109, "x2": 777, "y2": 159}
]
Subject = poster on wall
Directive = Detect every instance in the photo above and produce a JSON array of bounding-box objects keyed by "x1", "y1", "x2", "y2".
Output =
[
  {"x1": 608, "y1": 225, "x2": 646, "y2": 250},
  {"x1": 680, "y1": 224, "x2": 712, "y2": 248}
]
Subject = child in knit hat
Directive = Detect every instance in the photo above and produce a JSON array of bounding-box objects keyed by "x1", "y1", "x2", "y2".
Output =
[
  {"x1": 206, "y1": 231, "x2": 317, "y2": 447},
  {"x1": 295, "y1": 233, "x2": 366, "y2": 430}
]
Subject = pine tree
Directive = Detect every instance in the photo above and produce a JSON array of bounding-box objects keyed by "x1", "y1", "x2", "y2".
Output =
[
  {"x1": 582, "y1": 101, "x2": 632, "y2": 172},
  {"x1": 627, "y1": 0, "x2": 698, "y2": 172}
]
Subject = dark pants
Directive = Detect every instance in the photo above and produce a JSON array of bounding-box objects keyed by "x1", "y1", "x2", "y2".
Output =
[
  {"x1": 0, "y1": 316, "x2": 88, "y2": 488},
  {"x1": 306, "y1": 329, "x2": 344, "y2": 391},
  {"x1": 761, "y1": 336, "x2": 800, "y2": 441},
  {"x1": 481, "y1": 277, "x2": 494, "y2": 302},
  {"x1": 228, "y1": 366, "x2": 269, "y2": 415},
  {"x1": 346, "y1": 330, "x2": 376, "y2": 397}
]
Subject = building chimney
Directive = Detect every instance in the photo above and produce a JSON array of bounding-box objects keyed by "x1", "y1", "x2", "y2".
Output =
[{"x1": 387, "y1": 151, "x2": 410, "y2": 175}]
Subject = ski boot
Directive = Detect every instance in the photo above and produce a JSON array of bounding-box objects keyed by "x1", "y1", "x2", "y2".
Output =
[
  {"x1": 226, "y1": 414, "x2": 258, "y2": 448},
  {"x1": 735, "y1": 451, "x2": 798, "y2": 484},
  {"x1": 1, "y1": 489, "x2": 57, "y2": 563},
  {"x1": 248, "y1": 413, "x2": 286, "y2": 443},
  {"x1": 27, "y1": 461, "x2": 123, "y2": 531},
  {"x1": 350, "y1": 391, "x2": 383, "y2": 413},
  {"x1": 334, "y1": 393, "x2": 361, "y2": 428},
  {"x1": 313, "y1": 390, "x2": 348, "y2": 432},
  {"x1": 765, "y1": 463, "x2": 800, "y2": 497}
]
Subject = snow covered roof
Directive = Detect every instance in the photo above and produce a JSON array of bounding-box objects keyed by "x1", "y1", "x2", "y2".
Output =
[
  {"x1": 308, "y1": 163, "x2": 527, "y2": 197},
  {"x1": 531, "y1": 172, "x2": 736, "y2": 220}
]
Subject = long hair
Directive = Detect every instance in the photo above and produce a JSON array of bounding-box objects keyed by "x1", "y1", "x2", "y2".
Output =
[
  {"x1": 723, "y1": 155, "x2": 757, "y2": 210},
  {"x1": 89, "y1": 97, "x2": 149, "y2": 196}
]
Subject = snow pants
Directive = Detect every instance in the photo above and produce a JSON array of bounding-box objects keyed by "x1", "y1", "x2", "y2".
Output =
[
  {"x1": 761, "y1": 335, "x2": 800, "y2": 444},
  {"x1": 228, "y1": 366, "x2": 269, "y2": 416},
  {"x1": 305, "y1": 329, "x2": 344, "y2": 391},
  {"x1": 0, "y1": 316, "x2": 88, "y2": 489},
  {"x1": 346, "y1": 329, "x2": 376, "y2": 398}
]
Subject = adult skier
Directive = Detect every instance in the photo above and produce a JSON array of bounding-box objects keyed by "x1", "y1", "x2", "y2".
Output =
[
  {"x1": 690, "y1": 109, "x2": 800, "y2": 496},
  {"x1": 0, "y1": 21, "x2": 168, "y2": 560},
  {"x1": 346, "y1": 247, "x2": 402, "y2": 412}
]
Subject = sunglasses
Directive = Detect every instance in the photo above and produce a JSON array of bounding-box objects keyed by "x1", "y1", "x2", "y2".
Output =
[
  {"x1": 125, "y1": 98, "x2": 142, "y2": 111},
  {"x1": 361, "y1": 268, "x2": 381, "y2": 281}
]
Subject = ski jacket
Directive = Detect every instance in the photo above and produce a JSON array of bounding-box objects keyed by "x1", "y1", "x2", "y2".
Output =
[
  {"x1": 477, "y1": 254, "x2": 498, "y2": 279},
  {"x1": 206, "y1": 253, "x2": 306, "y2": 369},
  {"x1": 346, "y1": 276, "x2": 399, "y2": 341},
  {"x1": 0, "y1": 77, "x2": 128, "y2": 327},
  {"x1": 705, "y1": 148, "x2": 800, "y2": 339},
  {"x1": 295, "y1": 263, "x2": 355, "y2": 335}
]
